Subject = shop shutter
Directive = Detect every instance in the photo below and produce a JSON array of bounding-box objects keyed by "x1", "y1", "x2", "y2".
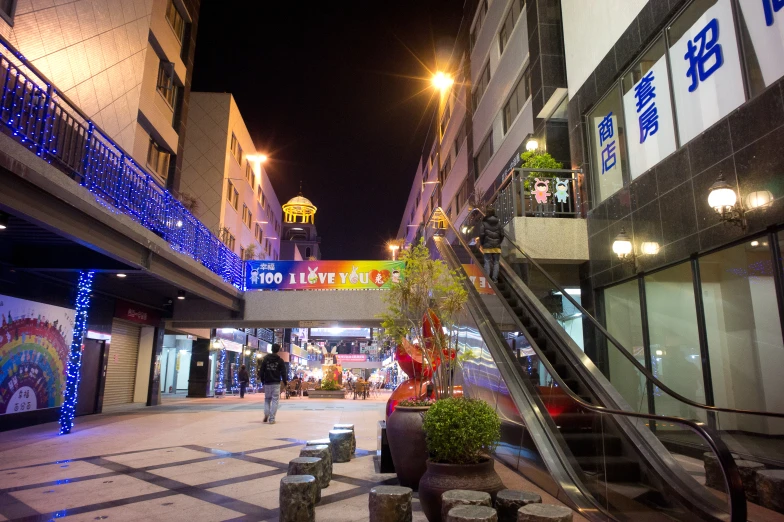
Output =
[{"x1": 103, "y1": 320, "x2": 141, "y2": 406}]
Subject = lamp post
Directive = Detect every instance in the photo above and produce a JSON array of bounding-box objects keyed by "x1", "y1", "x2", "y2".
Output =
[
  {"x1": 431, "y1": 71, "x2": 453, "y2": 212},
  {"x1": 388, "y1": 243, "x2": 400, "y2": 261}
]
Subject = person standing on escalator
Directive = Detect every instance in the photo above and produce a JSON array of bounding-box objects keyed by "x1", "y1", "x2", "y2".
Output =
[{"x1": 479, "y1": 205, "x2": 504, "y2": 283}]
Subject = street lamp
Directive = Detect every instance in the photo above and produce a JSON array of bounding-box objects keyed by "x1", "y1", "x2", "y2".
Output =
[
  {"x1": 388, "y1": 243, "x2": 400, "y2": 260},
  {"x1": 707, "y1": 173, "x2": 746, "y2": 229},
  {"x1": 432, "y1": 72, "x2": 454, "y2": 92}
]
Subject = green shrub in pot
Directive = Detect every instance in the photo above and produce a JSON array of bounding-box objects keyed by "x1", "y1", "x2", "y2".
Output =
[{"x1": 422, "y1": 397, "x2": 500, "y2": 464}]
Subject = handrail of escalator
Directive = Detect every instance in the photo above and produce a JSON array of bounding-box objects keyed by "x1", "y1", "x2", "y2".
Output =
[
  {"x1": 426, "y1": 207, "x2": 747, "y2": 522},
  {"x1": 463, "y1": 207, "x2": 784, "y2": 421}
]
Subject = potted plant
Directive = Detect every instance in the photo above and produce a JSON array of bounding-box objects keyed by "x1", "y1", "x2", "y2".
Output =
[
  {"x1": 418, "y1": 397, "x2": 504, "y2": 522},
  {"x1": 380, "y1": 240, "x2": 468, "y2": 490}
]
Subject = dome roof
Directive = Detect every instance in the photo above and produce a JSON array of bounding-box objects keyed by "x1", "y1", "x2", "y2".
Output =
[{"x1": 285, "y1": 195, "x2": 314, "y2": 207}]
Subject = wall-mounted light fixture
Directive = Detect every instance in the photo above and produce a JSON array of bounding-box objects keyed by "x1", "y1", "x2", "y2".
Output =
[
  {"x1": 707, "y1": 173, "x2": 746, "y2": 229},
  {"x1": 612, "y1": 227, "x2": 661, "y2": 272},
  {"x1": 525, "y1": 138, "x2": 539, "y2": 152},
  {"x1": 177, "y1": 290, "x2": 186, "y2": 300}
]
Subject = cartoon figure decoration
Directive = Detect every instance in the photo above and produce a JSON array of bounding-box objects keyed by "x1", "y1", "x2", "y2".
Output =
[
  {"x1": 391, "y1": 269, "x2": 401, "y2": 284},
  {"x1": 349, "y1": 266, "x2": 359, "y2": 284},
  {"x1": 554, "y1": 178, "x2": 569, "y2": 204},
  {"x1": 250, "y1": 268, "x2": 259, "y2": 285},
  {"x1": 307, "y1": 266, "x2": 319, "y2": 285},
  {"x1": 533, "y1": 178, "x2": 551, "y2": 205}
]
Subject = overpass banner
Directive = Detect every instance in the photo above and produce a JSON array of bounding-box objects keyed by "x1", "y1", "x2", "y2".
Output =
[{"x1": 245, "y1": 260, "x2": 405, "y2": 291}]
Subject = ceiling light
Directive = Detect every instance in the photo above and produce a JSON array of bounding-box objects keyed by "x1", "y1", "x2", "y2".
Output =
[
  {"x1": 0, "y1": 212, "x2": 8, "y2": 230},
  {"x1": 177, "y1": 290, "x2": 186, "y2": 300},
  {"x1": 116, "y1": 273, "x2": 127, "y2": 278}
]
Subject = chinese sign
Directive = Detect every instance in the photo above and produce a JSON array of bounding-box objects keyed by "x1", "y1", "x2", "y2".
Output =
[
  {"x1": 245, "y1": 261, "x2": 405, "y2": 291},
  {"x1": 739, "y1": 0, "x2": 784, "y2": 87},
  {"x1": 669, "y1": 0, "x2": 744, "y2": 145},
  {"x1": 622, "y1": 56, "x2": 676, "y2": 179},
  {"x1": 0, "y1": 295, "x2": 74, "y2": 415},
  {"x1": 336, "y1": 354, "x2": 368, "y2": 363},
  {"x1": 115, "y1": 300, "x2": 161, "y2": 327},
  {"x1": 592, "y1": 110, "x2": 623, "y2": 203}
]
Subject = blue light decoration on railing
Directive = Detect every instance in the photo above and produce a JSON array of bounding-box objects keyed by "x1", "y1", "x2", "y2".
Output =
[
  {"x1": 59, "y1": 270, "x2": 94, "y2": 435},
  {"x1": 0, "y1": 36, "x2": 243, "y2": 289}
]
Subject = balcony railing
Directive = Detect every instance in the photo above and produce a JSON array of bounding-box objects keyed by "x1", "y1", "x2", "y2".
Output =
[
  {"x1": 0, "y1": 35, "x2": 242, "y2": 288},
  {"x1": 490, "y1": 168, "x2": 583, "y2": 228}
]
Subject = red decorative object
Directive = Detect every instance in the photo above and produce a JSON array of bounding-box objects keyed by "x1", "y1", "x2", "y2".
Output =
[{"x1": 386, "y1": 378, "x2": 432, "y2": 419}]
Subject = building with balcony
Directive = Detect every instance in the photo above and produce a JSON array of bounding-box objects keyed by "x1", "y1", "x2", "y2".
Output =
[
  {"x1": 179, "y1": 92, "x2": 283, "y2": 262},
  {"x1": 0, "y1": 0, "x2": 199, "y2": 190}
]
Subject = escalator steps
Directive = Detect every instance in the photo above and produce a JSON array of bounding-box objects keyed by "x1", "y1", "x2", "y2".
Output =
[
  {"x1": 577, "y1": 456, "x2": 641, "y2": 482},
  {"x1": 561, "y1": 433, "x2": 622, "y2": 456}
]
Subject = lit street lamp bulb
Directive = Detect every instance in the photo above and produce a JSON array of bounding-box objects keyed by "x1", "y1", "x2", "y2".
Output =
[
  {"x1": 432, "y1": 72, "x2": 453, "y2": 91},
  {"x1": 525, "y1": 139, "x2": 539, "y2": 151}
]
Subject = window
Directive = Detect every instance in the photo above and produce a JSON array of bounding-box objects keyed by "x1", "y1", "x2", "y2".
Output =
[
  {"x1": 470, "y1": 0, "x2": 489, "y2": 51},
  {"x1": 453, "y1": 120, "x2": 466, "y2": 158},
  {"x1": 589, "y1": 86, "x2": 627, "y2": 205},
  {"x1": 245, "y1": 162, "x2": 255, "y2": 188},
  {"x1": 257, "y1": 185, "x2": 263, "y2": 203},
  {"x1": 165, "y1": 0, "x2": 185, "y2": 43},
  {"x1": 230, "y1": 133, "x2": 243, "y2": 165},
  {"x1": 226, "y1": 180, "x2": 239, "y2": 210},
  {"x1": 502, "y1": 67, "x2": 532, "y2": 133},
  {"x1": 242, "y1": 204, "x2": 252, "y2": 228},
  {"x1": 440, "y1": 101, "x2": 451, "y2": 136},
  {"x1": 441, "y1": 151, "x2": 453, "y2": 182},
  {"x1": 475, "y1": 132, "x2": 494, "y2": 178},
  {"x1": 737, "y1": 0, "x2": 784, "y2": 97},
  {"x1": 0, "y1": 0, "x2": 17, "y2": 23},
  {"x1": 146, "y1": 139, "x2": 170, "y2": 182},
  {"x1": 239, "y1": 246, "x2": 245, "y2": 260},
  {"x1": 254, "y1": 223, "x2": 263, "y2": 243},
  {"x1": 222, "y1": 230, "x2": 236, "y2": 251},
  {"x1": 472, "y1": 62, "x2": 491, "y2": 109},
  {"x1": 156, "y1": 61, "x2": 178, "y2": 108},
  {"x1": 499, "y1": 0, "x2": 525, "y2": 54}
]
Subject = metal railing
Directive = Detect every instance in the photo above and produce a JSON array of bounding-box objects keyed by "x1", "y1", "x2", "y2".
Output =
[
  {"x1": 491, "y1": 168, "x2": 583, "y2": 227},
  {"x1": 0, "y1": 35, "x2": 243, "y2": 288}
]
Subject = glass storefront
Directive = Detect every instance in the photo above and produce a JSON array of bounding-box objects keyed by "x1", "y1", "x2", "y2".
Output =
[{"x1": 161, "y1": 335, "x2": 193, "y2": 395}]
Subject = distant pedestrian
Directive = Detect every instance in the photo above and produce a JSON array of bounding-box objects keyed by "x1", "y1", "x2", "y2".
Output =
[
  {"x1": 258, "y1": 344, "x2": 288, "y2": 424},
  {"x1": 479, "y1": 205, "x2": 504, "y2": 283},
  {"x1": 238, "y1": 365, "x2": 249, "y2": 398}
]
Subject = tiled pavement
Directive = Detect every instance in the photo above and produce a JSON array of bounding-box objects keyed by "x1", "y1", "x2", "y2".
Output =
[{"x1": 0, "y1": 393, "x2": 583, "y2": 522}]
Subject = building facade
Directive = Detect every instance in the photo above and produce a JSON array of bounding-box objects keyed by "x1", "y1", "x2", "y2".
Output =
[
  {"x1": 180, "y1": 92, "x2": 283, "y2": 262},
  {"x1": 563, "y1": 0, "x2": 784, "y2": 428}
]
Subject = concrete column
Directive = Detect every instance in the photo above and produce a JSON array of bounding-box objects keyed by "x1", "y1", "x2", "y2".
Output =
[
  {"x1": 145, "y1": 326, "x2": 165, "y2": 406},
  {"x1": 187, "y1": 338, "x2": 212, "y2": 398}
]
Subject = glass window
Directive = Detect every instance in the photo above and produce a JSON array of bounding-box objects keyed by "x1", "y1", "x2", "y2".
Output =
[
  {"x1": 230, "y1": 133, "x2": 243, "y2": 164},
  {"x1": 472, "y1": 62, "x2": 491, "y2": 109},
  {"x1": 165, "y1": 0, "x2": 185, "y2": 43},
  {"x1": 588, "y1": 86, "x2": 627, "y2": 204},
  {"x1": 245, "y1": 162, "x2": 254, "y2": 188},
  {"x1": 146, "y1": 139, "x2": 170, "y2": 182},
  {"x1": 701, "y1": 237, "x2": 784, "y2": 429},
  {"x1": 503, "y1": 67, "x2": 532, "y2": 133},
  {"x1": 499, "y1": 0, "x2": 525, "y2": 54},
  {"x1": 453, "y1": 120, "x2": 466, "y2": 157},
  {"x1": 645, "y1": 262, "x2": 706, "y2": 421},
  {"x1": 156, "y1": 61, "x2": 178, "y2": 108},
  {"x1": 475, "y1": 132, "x2": 494, "y2": 178},
  {"x1": 737, "y1": 0, "x2": 784, "y2": 97},
  {"x1": 470, "y1": 0, "x2": 488, "y2": 51},
  {"x1": 0, "y1": 0, "x2": 16, "y2": 21},
  {"x1": 621, "y1": 38, "x2": 677, "y2": 180},
  {"x1": 604, "y1": 280, "x2": 649, "y2": 413},
  {"x1": 667, "y1": 0, "x2": 745, "y2": 146}
]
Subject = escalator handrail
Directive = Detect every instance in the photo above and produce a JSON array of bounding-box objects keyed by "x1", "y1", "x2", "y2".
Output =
[
  {"x1": 464, "y1": 207, "x2": 784, "y2": 420},
  {"x1": 428, "y1": 208, "x2": 746, "y2": 522}
]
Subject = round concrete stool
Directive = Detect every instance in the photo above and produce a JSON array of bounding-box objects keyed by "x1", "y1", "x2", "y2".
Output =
[
  {"x1": 442, "y1": 490, "x2": 492, "y2": 521},
  {"x1": 306, "y1": 438, "x2": 331, "y2": 448},
  {"x1": 495, "y1": 490, "x2": 541, "y2": 522},
  {"x1": 300, "y1": 444, "x2": 331, "y2": 486},
  {"x1": 329, "y1": 429, "x2": 353, "y2": 463},
  {"x1": 736, "y1": 460, "x2": 765, "y2": 503},
  {"x1": 288, "y1": 457, "x2": 324, "y2": 502},
  {"x1": 369, "y1": 485, "x2": 412, "y2": 522},
  {"x1": 334, "y1": 423, "x2": 356, "y2": 454},
  {"x1": 756, "y1": 469, "x2": 784, "y2": 514},
  {"x1": 447, "y1": 505, "x2": 498, "y2": 522},
  {"x1": 517, "y1": 504, "x2": 573, "y2": 522},
  {"x1": 279, "y1": 475, "x2": 317, "y2": 522}
]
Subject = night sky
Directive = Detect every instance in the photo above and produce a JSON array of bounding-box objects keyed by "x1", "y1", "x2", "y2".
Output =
[{"x1": 191, "y1": 2, "x2": 464, "y2": 260}]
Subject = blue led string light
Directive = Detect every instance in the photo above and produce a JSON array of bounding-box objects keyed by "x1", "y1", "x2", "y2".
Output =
[
  {"x1": 217, "y1": 348, "x2": 227, "y2": 394},
  {"x1": 59, "y1": 271, "x2": 94, "y2": 435}
]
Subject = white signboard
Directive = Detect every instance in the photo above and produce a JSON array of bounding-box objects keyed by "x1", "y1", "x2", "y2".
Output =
[
  {"x1": 739, "y1": 0, "x2": 784, "y2": 87},
  {"x1": 592, "y1": 112, "x2": 623, "y2": 203},
  {"x1": 623, "y1": 56, "x2": 677, "y2": 180},
  {"x1": 669, "y1": 0, "x2": 745, "y2": 145}
]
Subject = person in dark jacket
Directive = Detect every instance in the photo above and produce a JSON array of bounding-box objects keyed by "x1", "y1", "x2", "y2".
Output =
[
  {"x1": 479, "y1": 205, "x2": 504, "y2": 283},
  {"x1": 258, "y1": 344, "x2": 288, "y2": 424},
  {"x1": 238, "y1": 365, "x2": 250, "y2": 399}
]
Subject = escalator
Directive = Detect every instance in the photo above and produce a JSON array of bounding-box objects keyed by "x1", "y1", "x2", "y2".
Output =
[{"x1": 421, "y1": 209, "x2": 784, "y2": 521}]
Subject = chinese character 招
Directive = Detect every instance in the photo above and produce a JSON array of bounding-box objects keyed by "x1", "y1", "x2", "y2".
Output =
[
  {"x1": 763, "y1": 0, "x2": 784, "y2": 26},
  {"x1": 601, "y1": 141, "x2": 617, "y2": 173},
  {"x1": 634, "y1": 71, "x2": 659, "y2": 143},
  {"x1": 684, "y1": 18, "x2": 724, "y2": 92},
  {"x1": 598, "y1": 112, "x2": 615, "y2": 145}
]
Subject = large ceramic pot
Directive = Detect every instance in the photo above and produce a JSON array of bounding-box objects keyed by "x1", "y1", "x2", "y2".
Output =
[
  {"x1": 386, "y1": 405, "x2": 430, "y2": 490},
  {"x1": 418, "y1": 458, "x2": 504, "y2": 522}
]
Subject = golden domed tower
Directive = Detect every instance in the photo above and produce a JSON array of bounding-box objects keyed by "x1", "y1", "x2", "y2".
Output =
[{"x1": 280, "y1": 185, "x2": 321, "y2": 260}]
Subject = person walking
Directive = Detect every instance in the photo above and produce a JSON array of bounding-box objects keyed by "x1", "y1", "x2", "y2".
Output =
[
  {"x1": 258, "y1": 344, "x2": 288, "y2": 424},
  {"x1": 479, "y1": 205, "x2": 504, "y2": 283},
  {"x1": 238, "y1": 365, "x2": 249, "y2": 399}
]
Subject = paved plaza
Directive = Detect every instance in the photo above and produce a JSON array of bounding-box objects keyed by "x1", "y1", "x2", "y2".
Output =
[{"x1": 0, "y1": 392, "x2": 582, "y2": 522}]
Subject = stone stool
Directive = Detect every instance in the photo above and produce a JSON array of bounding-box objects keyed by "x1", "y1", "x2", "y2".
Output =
[
  {"x1": 495, "y1": 490, "x2": 541, "y2": 522},
  {"x1": 334, "y1": 423, "x2": 356, "y2": 454},
  {"x1": 735, "y1": 460, "x2": 765, "y2": 503},
  {"x1": 369, "y1": 485, "x2": 412, "y2": 522},
  {"x1": 756, "y1": 469, "x2": 784, "y2": 514},
  {"x1": 300, "y1": 444, "x2": 331, "y2": 486},
  {"x1": 702, "y1": 452, "x2": 740, "y2": 490},
  {"x1": 329, "y1": 429, "x2": 353, "y2": 463},
  {"x1": 288, "y1": 457, "x2": 324, "y2": 502},
  {"x1": 447, "y1": 505, "x2": 498, "y2": 522},
  {"x1": 442, "y1": 490, "x2": 492, "y2": 521},
  {"x1": 517, "y1": 504, "x2": 573, "y2": 522},
  {"x1": 279, "y1": 475, "x2": 317, "y2": 522},
  {"x1": 306, "y1": 438, "x2": 331, "y2": 448}
]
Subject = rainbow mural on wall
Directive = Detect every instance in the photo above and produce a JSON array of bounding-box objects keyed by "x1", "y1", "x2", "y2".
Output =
[{"x1": 0, "y1": 295, "x2": 74, "y2": 415}]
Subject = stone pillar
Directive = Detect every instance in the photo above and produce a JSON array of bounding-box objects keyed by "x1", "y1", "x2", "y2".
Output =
[
  {"x1": 288, "y1": 458, "x2": 325, "y2": 502},
  {"x1": 279, "y1": 475, "x2": 317, "y2": 522},
  {"x1": 495, "y1": 490, "x2": 541, "y2": 522},
  {"x1": 756, "y1": 470, "x2": 784, "y2": 514},
  {"x1": 300, "y1": 445, "x2": 331, "y2": 485},
  {"x1": 187, "y1": 338, "x2": 212, "y2": 398},
  {"x1": 442, "y1": 490, "x2": 492, "y2": 521},
  {"x1": 447, "y1": 505, "x2": 498, "y2": 522},
  {"x1": 517, "y1": 504, "x2": 572, "y2": 522},
  {"x1": 369, "y1": 485, "x2": 412, "y2": 522},
  {"x1": 329, "y1": 429, "x2": 353, "y2": 463}
]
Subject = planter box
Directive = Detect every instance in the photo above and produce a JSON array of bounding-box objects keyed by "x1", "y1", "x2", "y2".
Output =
[{"x1": 308, "y1": 390, "x2": 345, "y2": 399}]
